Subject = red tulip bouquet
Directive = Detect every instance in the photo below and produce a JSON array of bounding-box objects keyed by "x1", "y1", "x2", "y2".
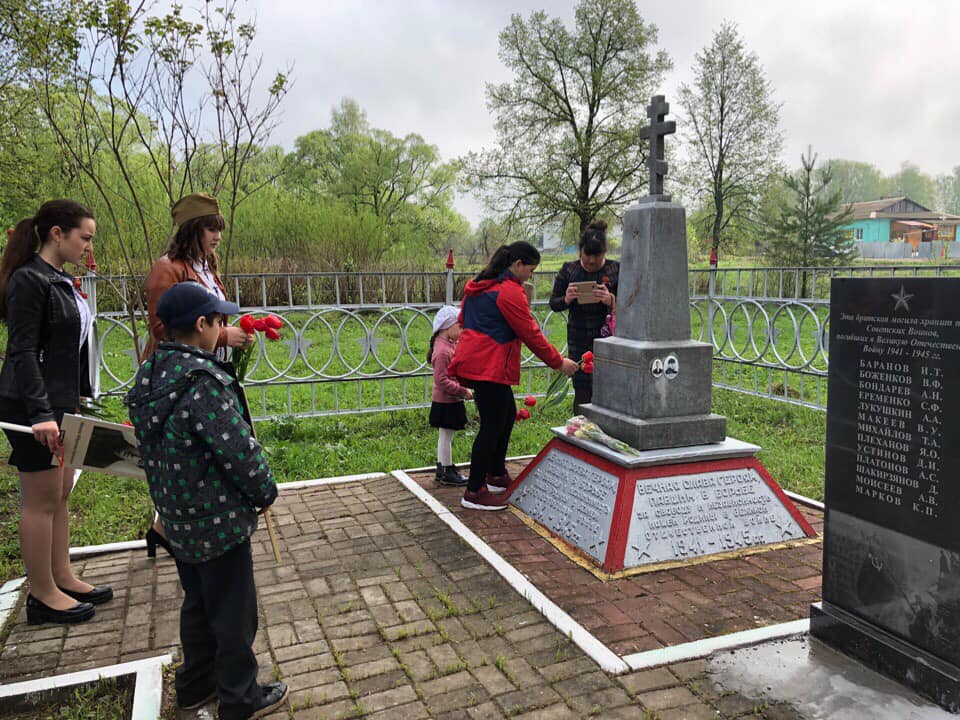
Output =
[
  {"x1": 232, "y1": 314, "x2": 284, "y2": 382},
  {"x1": 539, "y1": 351, "x2": 594, "y2": 411},
  {"x1": 515, "y1": 394, "x2": 537, "y2": 421}
]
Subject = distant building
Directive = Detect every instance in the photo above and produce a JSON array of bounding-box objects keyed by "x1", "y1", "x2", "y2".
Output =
[
  {"x1": 539, "y1": 221, "x2": 563, "y2": 251},
  {"x1": 836, "y1": 197, "x2": 960, "y2": 259},
  {"x1": 839, "y1": 197, "x2": 960, "y2": 244}
]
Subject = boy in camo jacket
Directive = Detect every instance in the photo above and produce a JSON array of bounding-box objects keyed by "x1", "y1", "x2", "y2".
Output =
[{"x1": 126, "y1": 281, "x2": 287, "y2": 719}]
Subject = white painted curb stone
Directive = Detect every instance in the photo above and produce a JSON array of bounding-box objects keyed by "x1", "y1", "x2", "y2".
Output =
[{"x1": 392, "y1": 469, "x2": 630, "y2": 674}]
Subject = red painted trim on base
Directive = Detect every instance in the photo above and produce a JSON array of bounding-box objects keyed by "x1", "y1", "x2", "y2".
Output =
[
  {"x1": 604, "y1": 472, "x2": 636, "y2": 572},
  {"x1": 745, "y1": 457, "x2": 818, "y2": 537},
  {"x1": 509, "y1": 439, "x2": 818, "y2": 573}
]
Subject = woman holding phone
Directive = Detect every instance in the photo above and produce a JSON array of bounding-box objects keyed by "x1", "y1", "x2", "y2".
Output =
[{"x1": 548, "y1": 220, "x2": 619, "y2": 409}]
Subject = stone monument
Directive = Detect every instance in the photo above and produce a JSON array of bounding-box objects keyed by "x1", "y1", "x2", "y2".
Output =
[
  {"x1": 508, "y1": 96, "x2": 816, "y2": 575},
  {"x1": 583, "y1": 95, "x2": 725, "y2": 450},
  {"x1": 811, "y1": 277, "x2": 960, "y2": 712}
]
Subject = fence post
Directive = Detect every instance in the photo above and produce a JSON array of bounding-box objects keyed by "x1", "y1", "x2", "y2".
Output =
[
  {"x1": 707, "y1": 246, "x2": 718, "y2": 350},
  {"x1": 81, "y1": 263, "x2": 101, "y2": 400},
  {"x1": 445, "y1": 249, "x2": 455, "y2": 305}
]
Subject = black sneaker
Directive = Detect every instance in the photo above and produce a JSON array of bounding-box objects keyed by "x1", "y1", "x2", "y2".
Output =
[
  {"x1": 437, "y1": 465, "x2": 468, "y2": 486},
  {"x1": 219, "y1": 682, "x2": 289, "y2": 720},
  {"x1": 249, "y1": 681, "x2": 288, "y2": 719}
]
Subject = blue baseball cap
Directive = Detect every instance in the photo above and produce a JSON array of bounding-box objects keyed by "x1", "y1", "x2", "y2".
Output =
[{"x1": 156, "y1": 281, "x2": 240, "y2": 328}]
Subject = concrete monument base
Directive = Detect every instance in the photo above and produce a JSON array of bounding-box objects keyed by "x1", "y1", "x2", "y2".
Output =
[
  {"x1": 507, "y1": 434, "x2": 816, "y2": 574},
  {"x1": 811, "y1": 601, "x2": 960, "y2": 713}
]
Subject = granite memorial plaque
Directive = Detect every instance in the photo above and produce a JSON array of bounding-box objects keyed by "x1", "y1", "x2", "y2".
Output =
[
  {"x1": 510, "y1": 447, "x2": 619, "y2": 564},
  {"x1": 813, "y1": 277, "x2": 960, "y2": 711},
  {"x1": 623, "y1": 466, "x2": 809, "y2": 567}
]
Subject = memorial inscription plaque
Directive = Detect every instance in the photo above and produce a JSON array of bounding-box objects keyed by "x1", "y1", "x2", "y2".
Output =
[
  {"x1": 623, "y1": 466, "x2": 809, "y2": 566},
  {"x1": 813, "y1": 277, "x2": 960, "y2": 712},
  {"x1": 510, "y1": 448, "x2": 619, "y2": 564}
]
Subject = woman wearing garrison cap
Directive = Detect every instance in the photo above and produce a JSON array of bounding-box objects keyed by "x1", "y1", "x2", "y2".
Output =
[{"x1": 141, "y1": 193, "x2": 253, "y2": 558}]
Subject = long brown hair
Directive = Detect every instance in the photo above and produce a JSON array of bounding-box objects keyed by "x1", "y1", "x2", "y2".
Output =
[
  {"x1": 165, "y1": 213, "x2": 226, "y2": 272},
  {"x1": 0, "y1": 199, "x2": 94, "y2": 320}
]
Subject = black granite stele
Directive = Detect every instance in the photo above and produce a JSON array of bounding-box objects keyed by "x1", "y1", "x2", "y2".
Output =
[{"x1": 812, "y1": 278, "x2": 960, "y2": 713}]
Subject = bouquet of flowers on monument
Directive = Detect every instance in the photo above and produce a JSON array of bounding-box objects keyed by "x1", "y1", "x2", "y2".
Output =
[
  {"x1": 232, "y1": 314, "x2": 284, "y2": 382},
  {"x1": 539, "y1": 351, "x2": 595, "y2": 410},
  {"x1": 565, "y1": 415, "x2": 641, "y2": 456}
]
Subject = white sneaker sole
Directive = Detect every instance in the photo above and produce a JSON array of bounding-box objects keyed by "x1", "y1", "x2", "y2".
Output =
[{"x1": 461, "y1": 498, "x2": 509, "y2": 511}]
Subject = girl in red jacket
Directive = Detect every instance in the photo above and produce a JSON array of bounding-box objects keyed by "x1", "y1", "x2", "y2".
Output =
[{"x1": 448, "y1": 242, "x2": 577, "y2": 510}]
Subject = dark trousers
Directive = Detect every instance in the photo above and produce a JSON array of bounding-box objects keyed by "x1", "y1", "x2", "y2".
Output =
[
  {"x1": 174, "y1": 540, "x2": 261, "y2": 719},
  {"x1": 468, "y1": 381, "x2": 516, "y2": 492}
]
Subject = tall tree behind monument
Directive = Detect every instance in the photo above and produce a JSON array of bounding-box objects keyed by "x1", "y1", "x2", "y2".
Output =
[
  {"x1": 677, "y1": 21, "x2": 782, "y2": 260},
  {"x1": 463, "y1": 0, "x2": 672, "y2": 234},
  {"x1": 766, "y1": 146, "x2": 855, "y2": 295}
]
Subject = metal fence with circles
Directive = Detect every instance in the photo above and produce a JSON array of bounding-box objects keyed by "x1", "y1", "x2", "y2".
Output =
[{"x1": 84, "y1": 264, "x2": 960, "y2": 418}]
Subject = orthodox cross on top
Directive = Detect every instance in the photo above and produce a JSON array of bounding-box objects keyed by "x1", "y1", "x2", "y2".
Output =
[{"x1": 638, "y1": 95, "x2": 676, "y2": 200}]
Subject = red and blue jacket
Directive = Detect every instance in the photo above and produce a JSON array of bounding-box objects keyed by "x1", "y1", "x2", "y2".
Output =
[{"x1": 448, "y1": 271, "x2": 563, "y2": 386}]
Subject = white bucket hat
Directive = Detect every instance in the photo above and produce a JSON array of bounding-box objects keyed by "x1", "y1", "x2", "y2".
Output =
[{"x1": 432, "y1": 305, "x2": 460, "y2": 333}]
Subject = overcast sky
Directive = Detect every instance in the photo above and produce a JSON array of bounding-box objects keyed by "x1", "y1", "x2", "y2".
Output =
[{"x1": 246, "y1": 0, "x2": 960, "y2": 223}]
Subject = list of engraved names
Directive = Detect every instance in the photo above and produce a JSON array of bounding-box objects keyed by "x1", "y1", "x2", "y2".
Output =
[{"x1": 837, "y1": 311, "x2": 951, "y2": 520}]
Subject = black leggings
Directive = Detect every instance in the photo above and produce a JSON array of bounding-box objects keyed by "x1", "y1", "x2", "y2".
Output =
[{"x1": 468, "y1": 381, "x2": 516, "y2": 492}]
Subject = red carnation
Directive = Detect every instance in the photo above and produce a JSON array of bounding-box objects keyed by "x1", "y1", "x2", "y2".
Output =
[
  {"x1": 524, "y1": 395, "x2": 537, "y2": 407},
  {"x1": 253, "y1": 318, "x2": 267, "y2": 332},
  {"x1": 582, "y1": 362, "x2": 595, "y2": 375},
  {"x1": 265, "y1": 327, "x2": 281, "y2": 341},
  {"x1": 239, "y1": 315, "x2": 256, "y2": 333},
  {"x1": 516, "y1": 408, "x2": 531, "y2": 421},
  {"x1": 265, "y1": 314, "x2": 283, "y2": 329},
  {"x1": 582, "y1": 351, "x2": 594, "y2": 362}
]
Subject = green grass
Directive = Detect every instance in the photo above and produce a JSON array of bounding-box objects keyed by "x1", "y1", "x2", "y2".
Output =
[
  {"x1": 0, "y1": 387, "x2": 825, "y2": 584},
  {"x1": 0, "y1": 676, "x2": 133, "y2": 720}
]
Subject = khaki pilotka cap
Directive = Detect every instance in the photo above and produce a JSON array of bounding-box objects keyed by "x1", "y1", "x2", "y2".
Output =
[{"x1": 171, "y1": 193, "x2": 220, "y2": 226}]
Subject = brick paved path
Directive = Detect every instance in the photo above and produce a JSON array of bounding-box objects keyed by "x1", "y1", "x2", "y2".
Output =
[
  {"x1": 0, "y1": 474, "x2": 815, "y2": 719},
  {"x1": 413, "y1": 461, "x2": 824, "y2": 656}
]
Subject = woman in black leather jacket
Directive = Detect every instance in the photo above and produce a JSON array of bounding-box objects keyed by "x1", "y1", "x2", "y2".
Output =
[{"x1": 0, "y1": 200, "x2": 112, "y2": 625}]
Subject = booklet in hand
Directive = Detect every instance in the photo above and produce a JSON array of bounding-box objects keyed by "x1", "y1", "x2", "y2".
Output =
[{"x1": 59, "y1": 413, "x2": 144, "y2": 480}]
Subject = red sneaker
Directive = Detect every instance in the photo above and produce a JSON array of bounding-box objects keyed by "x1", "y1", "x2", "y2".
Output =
[
  {"x1": 485, "y1": 471, "x2": 512, "y2": 495},
  {"x1": 461, "y1": 487, "x2": 510, "y2": 511}
]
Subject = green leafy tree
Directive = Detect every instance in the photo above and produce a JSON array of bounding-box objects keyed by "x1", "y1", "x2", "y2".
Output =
[
  {"x1": 285, "y1": 99, "x2": 463, "y2": 260},
  {"x1": 464, "y1": 0, "x2": 671, "y2": 234},
  {"x1": 936, "y1": 166, "x2": 960, "y2": 214},
  {"x1": 822, "y1": 159, "x2": 885, "y2": 204},
  {"x1": 678, "y1": 21, "x2": 782, "y2": 261},
  {"x1": 8, "y1": 0, "x2": 289, "y2": 274},
  {"x1": 885, "y1": 161, "x2": 937, "y2": 209},
  {"x1": 766, "y1": 146, "x2": 854, "y2": 295}
]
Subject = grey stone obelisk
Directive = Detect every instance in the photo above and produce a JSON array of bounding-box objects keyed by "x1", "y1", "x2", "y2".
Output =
[{"x1": 582, "y1": 96, "x2": 726, "y2": 450}]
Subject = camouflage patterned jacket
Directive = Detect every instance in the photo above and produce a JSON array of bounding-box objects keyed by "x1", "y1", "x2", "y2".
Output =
[{"x1": 125, "y1": 343, "x2": 277, "y2": 563}]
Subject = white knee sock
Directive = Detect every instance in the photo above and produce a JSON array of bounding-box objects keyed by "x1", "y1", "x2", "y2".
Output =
[{"x1": 438, "y1": 428, "x2": 455, "y2": 466}]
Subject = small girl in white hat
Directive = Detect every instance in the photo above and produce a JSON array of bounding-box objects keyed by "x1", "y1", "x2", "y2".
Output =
[{"x1": 427, "y1": 305, "x2": 473, "y2": 485}]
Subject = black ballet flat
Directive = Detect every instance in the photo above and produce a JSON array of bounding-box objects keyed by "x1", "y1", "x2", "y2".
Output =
[
  {"x1": 145, "y1": 527, "x2": 174, "y2": 558},
  {"x1": 26, "y1": 594, "x2": 95, "y2": 625},
  {"x1": 57, "y1": 584, "x2": 113, "y2": 605}
]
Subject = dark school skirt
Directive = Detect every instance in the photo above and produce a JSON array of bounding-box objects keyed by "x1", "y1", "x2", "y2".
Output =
[
  {"x1": 429, "y1": 401, "x2": 467, "y2": 430},
  {"x1": 0, "y1": 397, "x2": 69, "y2": 472}
]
